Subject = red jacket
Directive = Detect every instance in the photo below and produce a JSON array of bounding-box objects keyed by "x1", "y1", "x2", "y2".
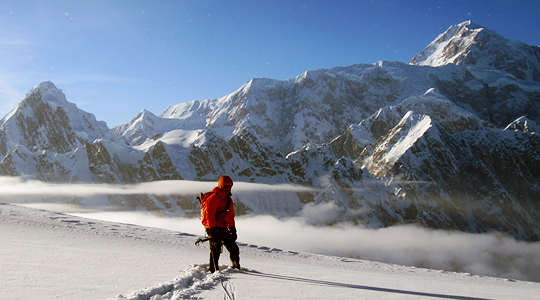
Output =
[{"x1": 201, "y1": 186, "x2": 235, "y2": 228}]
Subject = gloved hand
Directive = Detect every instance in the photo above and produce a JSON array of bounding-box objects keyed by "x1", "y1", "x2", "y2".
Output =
[
  {"x1": 228, "y1": 226, "x2": 237, "y2": 241},
  {"x1": 206, "y1": 227, "x2": 218, "y2": 240}
]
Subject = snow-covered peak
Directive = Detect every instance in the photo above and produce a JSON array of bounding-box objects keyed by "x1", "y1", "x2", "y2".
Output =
[
  {"x1": 31, "y1": 81, "x2": 63, "y2": 97},
  {"x1": 409, "y1": 21, "x2": 487, "y2": 67},
  {"x1": 137, "y1": 109, "x2": 157, "y2": 118},
  {"x1": 161, "y1": 99, "x2": 207, "y2": 120},
  {"x1": 0, "y1": 81, "x2": 115, "y2": 154},
  {"x1": 115, "y1": 106, "x2": 210, "y2": 146},
  {"x1": 294, "y1": 69, "x2": 329, "y2": 84},
  {"x1": 21, "y1": 81, "x2": 92, "y2": 119},
  {"x1": 26, "y1": 81, "x2": 70, "y2": 109},
  {"x1": 410, "y1": 21, "x2": 540, "y2": 82},
  {"x1": 116, "y1": 109, "x2": 160, "y2": 134}
]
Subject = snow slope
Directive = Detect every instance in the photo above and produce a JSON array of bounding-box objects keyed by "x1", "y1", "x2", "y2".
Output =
[{"x1": 1, "y1": 203, "x2": 538, "y2": 300}]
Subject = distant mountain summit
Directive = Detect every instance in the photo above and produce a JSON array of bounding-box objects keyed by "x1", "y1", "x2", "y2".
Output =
[
  {"x1": 2, "y1": 22, "x2": 540, "y2": 241},
  {"x1": 410, "y1": 20, "x2": 540, "y2": 82},
  {"x1": 0, "y1": 81, "x2": 113, "y2": 155}
]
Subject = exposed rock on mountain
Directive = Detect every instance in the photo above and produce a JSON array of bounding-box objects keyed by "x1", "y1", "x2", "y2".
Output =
[{"x1": 1, "y1": 22, "x2": 540, "y2": 241}]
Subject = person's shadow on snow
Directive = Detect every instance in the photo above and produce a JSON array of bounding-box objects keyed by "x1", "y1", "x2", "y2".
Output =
[{"x1": 242, "y1": 270, "x2": 491, "y2": 300}]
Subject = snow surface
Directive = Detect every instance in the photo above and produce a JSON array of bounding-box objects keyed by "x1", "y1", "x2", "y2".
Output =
[{"x1": 1, "y1": 203, "x2": 538, "y2": 300}]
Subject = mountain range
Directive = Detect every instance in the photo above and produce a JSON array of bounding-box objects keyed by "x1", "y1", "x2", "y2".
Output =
[{"x1": 1, "y1": 21, "x2": 539, "y2": 241}]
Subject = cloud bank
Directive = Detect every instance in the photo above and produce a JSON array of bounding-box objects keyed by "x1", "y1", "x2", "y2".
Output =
[
  {"x1": 237, "y1": 214, "x2": 540, "y2": 283},
  {"x1": 0, "y1": 177, "x2": 314, "y2": 198}
]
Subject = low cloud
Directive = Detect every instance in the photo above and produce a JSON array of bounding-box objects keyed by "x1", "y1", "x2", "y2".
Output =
[
  {"x1": 0, "y1": 177, "x2": 314, "y2": 199},
  {"x1": 298, "y1": 201, "x2": 368, "y2": 226},
  {"x1": 237, "y1": 216, "x2": 540, "y2": 283}
]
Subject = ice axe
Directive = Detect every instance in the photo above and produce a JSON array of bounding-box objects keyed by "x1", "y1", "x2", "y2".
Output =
[{"x1": 195, "y1": 237, "x2": 210, "y2": 246}]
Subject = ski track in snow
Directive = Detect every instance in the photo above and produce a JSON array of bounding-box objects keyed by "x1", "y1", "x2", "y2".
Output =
[{"x1": 115, "y1": 265, "x2": 233, "y2": 300}]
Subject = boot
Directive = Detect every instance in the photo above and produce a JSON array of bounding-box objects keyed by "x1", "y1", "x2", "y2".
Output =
[{"x1": 231, "y1": 258, "x2": 241, "y2": 270}]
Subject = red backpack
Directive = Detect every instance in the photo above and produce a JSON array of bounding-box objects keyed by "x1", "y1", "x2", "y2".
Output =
[
  {"x1": 197, "y1": 191, "x2": 213, "y2": 223},
  {"x1": 197, "y1": 191, "x2": 231, "y2": 227}
]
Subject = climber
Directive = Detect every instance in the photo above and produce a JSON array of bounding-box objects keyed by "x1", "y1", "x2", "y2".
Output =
[{"x1": 200, "y1": 175, "x2": 240, "y2": 272}]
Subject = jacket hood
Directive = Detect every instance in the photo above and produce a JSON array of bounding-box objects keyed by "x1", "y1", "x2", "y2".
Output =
[{"x1": 218, "y1": 175, "x2": 233, "y2": 188}]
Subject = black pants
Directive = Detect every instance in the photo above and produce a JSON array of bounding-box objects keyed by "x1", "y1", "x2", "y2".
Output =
[{"x1": 209, "y1": 228, "x2": 240, "y2": 272}]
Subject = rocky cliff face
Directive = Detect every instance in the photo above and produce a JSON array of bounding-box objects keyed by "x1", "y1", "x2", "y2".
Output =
[{"x1": 1, "y1": 22, "x2": 540, "y2": 241}]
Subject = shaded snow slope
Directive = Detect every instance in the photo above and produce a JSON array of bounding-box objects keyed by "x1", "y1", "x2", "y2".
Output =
[{"x1": 1, "y1": 203, "x2": 539, "y2": 300}]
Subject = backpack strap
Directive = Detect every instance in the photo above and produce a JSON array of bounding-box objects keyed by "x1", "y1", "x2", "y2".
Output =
[{"x1": 225, "y1": 194, "x2": 232, "y2": 212}]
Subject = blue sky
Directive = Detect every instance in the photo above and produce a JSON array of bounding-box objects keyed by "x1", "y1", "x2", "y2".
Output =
[{"x1": 1, "y1": 0, "x2": 539, "y2": 127}]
